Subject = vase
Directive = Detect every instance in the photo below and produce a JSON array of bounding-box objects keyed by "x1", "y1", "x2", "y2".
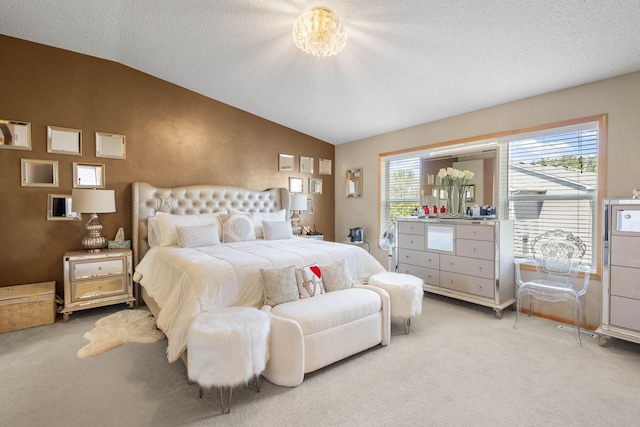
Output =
[
  {"x1": 456, "y1": 184, "x2": 466, "y2": 216},
  {"x1": 445, "y1": 184, "x2": 455, "y2": 214}
]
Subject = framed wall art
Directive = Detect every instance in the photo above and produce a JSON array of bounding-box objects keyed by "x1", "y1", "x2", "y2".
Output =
[{"x1": 47, "y1": 126, "x2": 82, "y2": 156}]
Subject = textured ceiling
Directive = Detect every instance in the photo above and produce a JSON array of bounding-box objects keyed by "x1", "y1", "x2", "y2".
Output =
[{"x1": 2, "y1": 0, "x2": 640, "y2": 145}]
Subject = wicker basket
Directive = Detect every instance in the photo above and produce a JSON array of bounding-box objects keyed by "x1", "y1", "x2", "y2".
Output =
[{"x1": 0, "y1": 281, "x2": 56, "y2": 333}]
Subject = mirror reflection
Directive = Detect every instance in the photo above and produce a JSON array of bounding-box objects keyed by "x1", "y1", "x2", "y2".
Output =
[
  {"x1": 0, "y1": 119, "x2": 31, "y2": 150},
  {"x1": 346, "y1": 168, "x2": 362, "y2": 198},
  {"x1": 73, "y1": 162, "x2": 105, "y2": 188},
  {"x1": 21, "y1": 159, "x2": 59, "y2": 187},
  {"x1": 48, "y1": 194, "x2": 81, "y2": 221}
]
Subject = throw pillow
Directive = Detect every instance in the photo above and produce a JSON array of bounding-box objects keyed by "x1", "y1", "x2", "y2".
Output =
[
  {"x1": 231, "y1": 208, "x2": 286, "y2": 238},
  {"x1": 156, "y1": 212, "x2": 225, "y2": 246},
  {"x1": 147, "y1": 217, "x2": 160, "y2": 248},
  {"x1": 320, "y1": 259, "x2": 353, "y2": 292},
  {"x1": 176, "y1": 223, "x2": 220, "y2": 248},
  {"x1": 262, "y1": 220, "x2": 294, "y2": 240},
  {"x1": 295, "y1": 264, "x2": 326, "y2": 298},
  {"x1": 260, "y1": 265, "x2": 299, "y2": 306},
  {"x1": 222, "y1": 213, "x2": 256, "y2": 243}
]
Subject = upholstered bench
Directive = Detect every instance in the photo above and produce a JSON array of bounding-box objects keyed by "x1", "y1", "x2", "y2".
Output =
[
  {"x1": 187, "y1": 307, "x2": 270, "y2": 414},
  {"x1": 368, "y1": 272, "x2": 423, "y2": 334}
]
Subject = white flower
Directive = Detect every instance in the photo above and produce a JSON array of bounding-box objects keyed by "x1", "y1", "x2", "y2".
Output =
[
  {"x1": 437, "y1": 168, "x2": 447, "y2": 179},
  {"x1": 463, "y1": 170, "x2": 474, "y2": 180},
  {"x1": 446, "y1": 167, "x2": 454, "y2": 176}
]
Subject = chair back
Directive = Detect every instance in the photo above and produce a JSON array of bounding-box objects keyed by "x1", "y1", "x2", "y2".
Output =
[{"x1": 531, "y1": 229, "x2": 586, "y2": 284}]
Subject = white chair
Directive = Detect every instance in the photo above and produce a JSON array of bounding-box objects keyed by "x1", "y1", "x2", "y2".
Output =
[{"x1": 513, "y1": 229, "x2": 591, "y2": 344}]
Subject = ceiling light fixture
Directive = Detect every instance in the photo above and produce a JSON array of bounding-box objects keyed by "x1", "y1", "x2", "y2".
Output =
[{"x1": 293, "y1": 7, "x2": 347, "y2": 57}]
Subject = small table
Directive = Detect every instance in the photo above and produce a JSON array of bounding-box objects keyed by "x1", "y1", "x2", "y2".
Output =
[{"x1": 342, "y1": 241, "x2": 370, "y2": 252}]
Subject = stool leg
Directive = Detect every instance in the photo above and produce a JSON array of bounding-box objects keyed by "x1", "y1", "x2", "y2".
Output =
[
  {"x1": 403, "y1": 318, "x2": 411, "y2": 334},
  {"x1": 219, "y1": 387, "x2": 233, "y2": 414},
  {"x1": 256, "y1": 375, "x2": 260, "y2": 393},
  {"x1": 199, "y1": 386, "x2": 203, "y2": 399}
]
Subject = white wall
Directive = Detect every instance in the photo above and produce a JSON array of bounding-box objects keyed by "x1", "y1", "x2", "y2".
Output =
[{"x1": 335, "y1": 70, "x2": 640, "y2": 328}]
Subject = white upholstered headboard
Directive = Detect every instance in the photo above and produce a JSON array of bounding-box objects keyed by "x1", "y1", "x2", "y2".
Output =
[{"x1": 132, "y1": 182, "x2": 290, "y2": 266}]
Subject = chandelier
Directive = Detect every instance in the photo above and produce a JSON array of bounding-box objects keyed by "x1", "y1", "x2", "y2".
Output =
[{"x1": 293, "y1": 7, "x2": 347, "y2": 57}]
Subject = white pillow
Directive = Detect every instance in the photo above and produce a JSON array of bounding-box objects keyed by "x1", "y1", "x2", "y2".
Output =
[
  {"x1": 262, "y1": 220, "x2": 294, "y2": 240},
  {"x1": 222, "y1": 213, "x2": 256, "y2": 243},
  {"x1": 156, "y1": 212, "x2": 224, "y2": 247},
  {"x1": 148, "y1": 217, "x2": 160, "y2": 248},
  {"x1": 231, "y1": 208, "x2": 286, "y2": 238},
  {"x1": 295, "y1": 264, "x2": 326, "y2": 298},
  {"x1": 176, "y1": 223, "x2": 220, "y2": 248}
]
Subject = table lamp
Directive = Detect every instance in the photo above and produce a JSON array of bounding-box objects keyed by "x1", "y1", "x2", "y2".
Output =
[
  {"x1": 72, "y1": 188, "x2": 116, "y2": 251},
  {"x1": 289, "y1": 194, "x2": 307, "y2": 235}
]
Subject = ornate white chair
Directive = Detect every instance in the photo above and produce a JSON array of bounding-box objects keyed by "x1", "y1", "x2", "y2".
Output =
[{"x1": 513, "y1": 229, "x2": 591, "y2": 344}]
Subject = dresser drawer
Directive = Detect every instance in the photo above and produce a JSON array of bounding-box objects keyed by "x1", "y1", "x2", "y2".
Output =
[
  {"x1": 440, "y1": 254, "x2": 494, "y2": 280},
  {"x1": 610, "y1": 236, "x2": 640, "y2": 268},
  {"x1": 398, "y1": 249, "x2": 439, "y2": 268},
  {"x1": 456, "y1": 224, "x2": 494, "y2": 241},
  {"x1": 456, "y1": 239, "x2": 495, "y2": 260},
  {"x1": 440, "y1": 271, "x2": 494, "y2": 299},
  {"x1": 397, "y1": 221, "x2": 424, "y2": 235},
  {"x1": 71, "y1": 257, "x2": 126, "y2": 280},
  {"x1": 610, "y1": 266, "x2": 640, "y2": 299},
  {"x1": 397, "y1": 263, "x2": 439, "y2": 286},
  {"x1": 610, "y1": 296, "x2": 640, "y2": 331},
  {"x1": 398, "y1": 233, "x2": 425, "y2": 251},
  {"x1": 72, "y1": 276, "x2": 127, "y2": 302}
]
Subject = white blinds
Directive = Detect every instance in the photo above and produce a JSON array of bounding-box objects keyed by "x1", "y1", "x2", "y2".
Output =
[
  {"x1": 380, "y1": 156, "x2": 421, "y2": 228},
  {"x1": 507, "y1": 125, "x2": 598, "y2": 264}
]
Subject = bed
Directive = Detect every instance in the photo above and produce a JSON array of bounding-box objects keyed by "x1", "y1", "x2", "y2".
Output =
[{"x1": 132, "y1": 182, "x2": 387, "y2": 363}]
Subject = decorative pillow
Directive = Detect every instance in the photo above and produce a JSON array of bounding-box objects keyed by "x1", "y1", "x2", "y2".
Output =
[
  {"x1": 222, "y1": 213, "x2": 256, "y2": 243},
  {"x1": 176, "y1": 223, "x2": 220, "y2": 248},
  {"x1": 262, "y1": 220, "x2": 294, "y2": 240},
  {"x1": 156, "y1": 212, "x2": 225, "y2": 247},
  {"x1": 260, "y1": 265, "x2": 299, "y2": 306},
  {"x1": 295, "y1": 264, "x2": 326, "y2": 298},
  {"x1": 231, "y1": 208, "x2": 286, "y2": 238},
  {"x1": 320, "y1": 259, "x2": 353, "y2": 292},
  {"x1": 148, "y1": 217, "x2": 160, "y2": 248}
]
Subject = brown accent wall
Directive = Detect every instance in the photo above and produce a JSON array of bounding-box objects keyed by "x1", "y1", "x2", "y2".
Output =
[{"x1": 0, "y1": 35, "x2": 335, "y2": 292}]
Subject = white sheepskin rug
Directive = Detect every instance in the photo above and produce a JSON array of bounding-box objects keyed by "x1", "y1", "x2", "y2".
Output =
[{"x1": 77, "y1": 308, "x2": 165, "y2": 358}]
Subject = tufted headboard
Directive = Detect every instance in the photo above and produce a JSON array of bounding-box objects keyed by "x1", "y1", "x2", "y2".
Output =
[{"x1": 132, "y1": 182, "x2": 290, "y2": 266}]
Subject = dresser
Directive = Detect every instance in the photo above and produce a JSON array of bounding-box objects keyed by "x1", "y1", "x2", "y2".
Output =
[
  {"x1": 396, "y1": 218, "x2": 514, "y2": 318},
  {"x1": 59, "y1": 249, "x2": 135, "y2": 322},
  {"x1": 597, "y1": 200, "x2": 640, "y2": 345}
]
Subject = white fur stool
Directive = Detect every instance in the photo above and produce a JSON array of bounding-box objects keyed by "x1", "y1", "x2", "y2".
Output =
[
  {"x1": 368, "y1": 272, "x2": 423, "y2": 334},
  {"x1": 187, "y1": 307, "x2": 270, "y2": 414}
]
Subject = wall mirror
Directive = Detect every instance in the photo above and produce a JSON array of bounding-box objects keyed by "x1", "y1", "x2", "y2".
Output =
[
  {"x1": 279, "y1": 154, "x2": 294, "y2": 172},
  {"x1": 0, "y1": 119, "x2": 31, "y2": 150},
  {"x1": 307, "y1": 198, "x2": 314, "y2": 214},
  {"x1": 47, "y1": 194, "x2": 81, "y2": 221},
  {"x1": 289, "y1": 176, "x2": 303, "y2": 193},
  {"x1": 47, "y1": 126, "x2": 82, "y2": 155},
  {"x1": 300, "y1": 156, "x2": 314, "y2": 173},
  {"x1": 319, "y1": 158, "x2": 332, "y2": 175},
  {"x1": 346, "y1": 168, "x2": 362, "y2": 198},
  {"x1": 309, "y1": 177, "x2": 322, "y2": 194},
  {"x1": 21, "y1": 159, "x2": 59, "y2": 187},
  {"x1": 96, "y1": 132, "x2": 126, "y2": 159},
  {"x1": 422, "y1": 149, "x2": 497, "y2": 208},
  {"x1": 73, "y1": 162, "x2": 105, "y2": 188}
]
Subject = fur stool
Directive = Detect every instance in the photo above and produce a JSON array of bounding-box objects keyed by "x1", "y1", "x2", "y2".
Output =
[
  {"x1": 368, "y1": 272, "x2": 423, "y2": 334},
  {"x1": 187, "y1": 307, "x2": 270, "y2": 414}
]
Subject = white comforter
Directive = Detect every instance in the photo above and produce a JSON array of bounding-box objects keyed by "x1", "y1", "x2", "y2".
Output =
[{"x1": 134, "y1": 238, "x2": 386, "y2": 362}]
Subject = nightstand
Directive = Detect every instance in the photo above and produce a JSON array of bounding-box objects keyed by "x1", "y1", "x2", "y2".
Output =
[
  {"x1": 59, "y1": 248, "x2": 135, "y2": 322},
  {"x1": 298, "y1": 234, "x2": 324, "y2": 240}
]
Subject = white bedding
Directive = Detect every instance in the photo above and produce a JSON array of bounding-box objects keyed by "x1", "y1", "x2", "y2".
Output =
[{"x1": 134, "y1": 237, "x2": 386, "y2": 362}]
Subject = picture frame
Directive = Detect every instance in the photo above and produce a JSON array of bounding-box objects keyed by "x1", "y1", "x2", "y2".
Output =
[
  {"x1": 0, "y1": 119, "x2": 31, "y2": 150},
  {"x1": 279, "y1": 154, "x2": 294, "y2": 172},
  {"x1": 465, "y1": 184, "x2": 475, "y2": 202},
  {"x1": 47, "y1": 194, "x2": 81, "y2": 221},
  {"x1": 439, "y1": 189, "x2": 446, "y2": 200},
  {"x1": 319, "y1": 158, "x2": 332, "y2": 175},
  {"x1": 21, "y1": 159, "x2": 59, "y2": 187},
  {"x1": 289, "y1": 176, "x2": 303, "y2": 193},
  {"x1": 96, "y1": 132, "x2": 126, "y2": 159},
  {"x1": 300, "y1": 156, "x2": 314, "y2": 174},
  {"x1": 47, "y1": 126, "x2": 82, "y2": 156},
  {"x1": 73, "y1": 162, "x2": 105, "y2": 188},
  {"x1": 307, "y1": 198, "x2": 314, "y2": 214}
]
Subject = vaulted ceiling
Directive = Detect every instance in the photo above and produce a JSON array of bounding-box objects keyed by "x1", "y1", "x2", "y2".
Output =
[{"x1": 2, "y1": 1, "x2": 640, "y2": 144}]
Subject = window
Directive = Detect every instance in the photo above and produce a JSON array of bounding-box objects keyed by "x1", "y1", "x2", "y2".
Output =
[
  {"x1": 380, "y1": 156, "x2": 421, "y2": 228},
  {"x1": 506, "y1": 122, "x2": 599, "y2": 267}
]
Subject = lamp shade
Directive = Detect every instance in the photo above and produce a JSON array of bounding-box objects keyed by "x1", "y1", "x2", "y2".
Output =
[
  {"x1": 290, "y1": 194, "x2": 307, "y2": 211},
  {"x1": 72, "y1": 189, "x2": 116, "y2": 213}
]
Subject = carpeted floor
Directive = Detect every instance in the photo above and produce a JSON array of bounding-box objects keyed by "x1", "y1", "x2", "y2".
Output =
[{"x1": 2, "y1": 294, "x2": 640, "y2": 427}]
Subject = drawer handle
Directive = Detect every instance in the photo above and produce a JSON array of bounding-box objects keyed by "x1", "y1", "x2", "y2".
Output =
[
  {"x1": 450, "y1": 262, "x2": 454, "y2": 266},
  {"x1": 98, "y1": 285, "x2": 103, "y2": 290},
  {"x1": 449, "y1": 279, "x2": 454, "y2": 284},
  {"x1": 98, "y1": 267, "x2": 102, "y2": 271}
]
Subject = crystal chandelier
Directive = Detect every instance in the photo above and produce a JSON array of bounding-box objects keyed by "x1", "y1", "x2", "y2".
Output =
[{"x1": 293, "y1": 7, "x2": 347, "y2": 57}]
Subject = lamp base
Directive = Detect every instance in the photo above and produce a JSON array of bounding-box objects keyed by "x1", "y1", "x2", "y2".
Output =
[
  {"x1": 82, "y1": 213, "x2": 107, "y2": 251},
  {"x1": 290, "y1": 212, "x2": 302, "y2": 236}
]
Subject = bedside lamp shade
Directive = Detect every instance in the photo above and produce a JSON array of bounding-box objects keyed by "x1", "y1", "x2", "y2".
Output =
[{"x1": 72, "y1": 189, "x2": 116, "y2": 251}]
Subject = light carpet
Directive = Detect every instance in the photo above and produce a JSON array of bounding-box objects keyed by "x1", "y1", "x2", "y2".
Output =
[{"x1": 77, "y1": 308, "x2": 165, "y2": 358}]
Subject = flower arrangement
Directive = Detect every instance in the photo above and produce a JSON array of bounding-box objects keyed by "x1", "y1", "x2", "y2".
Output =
[{"x1": 437, "y1": 168, "x2": 474, "y2": 215}]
